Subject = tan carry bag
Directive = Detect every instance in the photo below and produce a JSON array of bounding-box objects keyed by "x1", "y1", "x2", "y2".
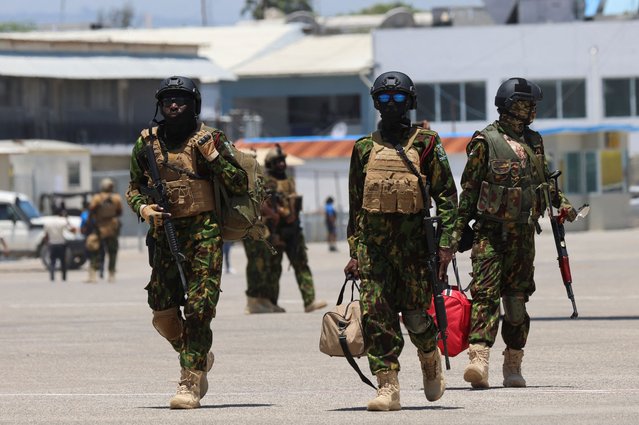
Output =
[{"x1": 319, "y1": 276, "x2": 375, "y2": 389}]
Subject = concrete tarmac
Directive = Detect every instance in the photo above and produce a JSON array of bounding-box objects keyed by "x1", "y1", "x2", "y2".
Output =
[{"x1": 1, "y1": 228, "x2": 638, "y2": 424}]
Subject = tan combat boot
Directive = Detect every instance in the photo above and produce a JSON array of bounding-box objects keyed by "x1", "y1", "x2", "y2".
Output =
[
  {"x1": 108, "y1": 271, "x2": 115, "y2": 283},
  {"x1": 304, "y1": 299, "x2": 327, "y2": 313},
  {"x1": 199, "y1": 351, "x2": 215, "y2": 398},
  {"x1": 169, "y1": 369, "x2": 204, "y2": 409},
  {"x1": 502, "y1": 348, "x2": 526, "y2": 387},
  {"x1": 84, "y1": 268, "x2": 97, "y2": 284},
  {"x1": 463, "y1": 343, "x2": 490, "y2": 388},
  {"x1": 244, "y1": 297, "x2": 275, "y2": 314},
  {"x1": 418, "y1": 348, "x2": 446, "y2": 401},
  {"x1": 367, "y1": 370, "x2": 401, "y2": 411}
]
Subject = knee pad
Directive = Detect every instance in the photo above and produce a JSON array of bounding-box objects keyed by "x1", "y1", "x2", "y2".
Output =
[
  {"x1": 152, "y1": 307, "x2": 184, "y2": 342},
  {"x1": 402, "y1": 309, "x2": 429, "y2": 334},
  {"x1": 502, "y1": 295, "x2": 527, "y2": 326}
]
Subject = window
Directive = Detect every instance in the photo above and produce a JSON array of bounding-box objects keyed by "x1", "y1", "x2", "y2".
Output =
[
  {"x1": 603, "y1": 78, "x2": 636, "y2": 117},
  {"x1": 440, "y1": 83, "x2": 461, "y2": 122},
  {"x1": 564, "y1": 151, "x2": 599, "y2": 194},
  {"x1": 0, "y1": 77, "x2": 22, "y2": 107},
  {"x1": 536, "y1": 79, "x2": 586, "y2": 119},
  {"x1": 67, "y1": 80, "x2": 89, "y2": 110},
  {"x1": 90, "y1": 80, "x2": 115, "y2": 111},
  {"x1": 68, "y1": 162, "x2": 81, "y2": 187},
  {"x1": 415, "y1": 81, "x2": 486, "y2": 122},
  {"x1": 287, "y1": 94, "x2": 360, "y2": 136}
]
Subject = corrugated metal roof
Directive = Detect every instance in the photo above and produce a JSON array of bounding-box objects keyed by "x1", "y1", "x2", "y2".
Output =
[
  {"x1": 0, "y1": 51, "x2": 234, "y2": 81},
  {"x1": 235, "y1": 134, "x2": 469, "y2": 159},
  {"x1": 0, "y1": 139, "x2": 90, "y2": 154},
  {"x1": 0, "y1": 24, "x2": 306, "y2": 81},
  {"x1": 233, "y1": 33, "x2": 372, "y2": 77}
]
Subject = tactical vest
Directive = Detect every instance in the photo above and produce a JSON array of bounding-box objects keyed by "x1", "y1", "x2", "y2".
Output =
[
  {"x1": 141, "y1": 126, "x2": 216, "y2": 219},
  {"x1": 94, "y1": 193, "x2": 117, "y2": 221},
  {"x1": 94, "y1": 193, "x2": 120, "y2": 238},
  {"x1": 474, "y1": 123, "x2": 546, "y2": 223},
  {"x1": 362, "y1": 129, "x2": 425, "y2": 214},
  {"x1": 275, "y1": 178, "x2": 295, "y2": 218}
]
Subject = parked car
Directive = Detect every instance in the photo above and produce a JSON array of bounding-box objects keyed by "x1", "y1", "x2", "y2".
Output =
[{"x1": 0, "y1": 190, "x2": 86, "y2": 269}]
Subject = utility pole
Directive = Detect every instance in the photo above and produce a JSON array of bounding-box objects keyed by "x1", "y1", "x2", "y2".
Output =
[{"x1": 201, "y1": 0, "x2": 208, "y2": 26}]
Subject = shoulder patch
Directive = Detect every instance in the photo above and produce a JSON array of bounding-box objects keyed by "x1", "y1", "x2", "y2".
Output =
[{"x1": 435, "y1": 143, "x2": 448, "y2": 162}]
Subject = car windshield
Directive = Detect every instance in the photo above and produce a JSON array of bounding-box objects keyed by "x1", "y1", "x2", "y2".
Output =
[{"x1": 17, "y1": 198, "x2": 41, "y2": 219}]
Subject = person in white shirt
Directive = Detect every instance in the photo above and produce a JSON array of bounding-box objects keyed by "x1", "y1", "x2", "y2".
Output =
[{"x1": 43, "y1": 209, "x2": 74, "y2": 282}]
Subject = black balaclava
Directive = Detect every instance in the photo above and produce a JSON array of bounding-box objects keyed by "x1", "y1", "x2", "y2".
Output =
[
  {"x1": 268, "y1": 157, "x2": 287, "y2": 180},
  {"x1": 157, "y1": 90, "x2": 198, "y2": 148},
  {"x1": 377, "y1": 92, "x2": 412, "y2": 143}
]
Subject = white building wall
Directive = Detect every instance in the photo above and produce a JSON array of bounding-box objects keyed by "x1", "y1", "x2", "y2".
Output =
[
  {"x1": 10, "y1": 152, "x2": 91, "y2": 202},
  {"x1": 373, "y1": 20, "x2": 639, "y2": 136}
]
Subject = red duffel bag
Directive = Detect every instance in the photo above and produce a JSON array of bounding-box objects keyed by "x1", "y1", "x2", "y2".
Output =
[{"x1": 427, "y1": 286, "x2": 472, "y2": 357}]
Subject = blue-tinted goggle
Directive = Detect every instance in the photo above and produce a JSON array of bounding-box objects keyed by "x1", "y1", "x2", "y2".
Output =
[{"x1": 377, "y1": 93, "x2": 407, "y2": 103}]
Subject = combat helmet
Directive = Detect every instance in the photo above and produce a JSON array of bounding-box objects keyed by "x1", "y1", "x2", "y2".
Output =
[
  {"x1": 155, "y1": 76, "x2": 202, "y2": 115},
  {"x1": 100, "y1": 178, "x2": 115, "y2": 192},
  {"x1": 264, "y1": 144, "x2": 287, "y2": 170},
  {"x1": 370, "y1": 71, "x2": 417, "y2": 110},
  {"x1": 494, "y1": 77, "x2": 542, "y2": 114}
]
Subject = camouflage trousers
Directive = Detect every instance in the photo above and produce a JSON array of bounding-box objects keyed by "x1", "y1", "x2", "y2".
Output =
[
  {"x1": 357, "y1": 234, "x2": 438, "y2": 375},
  {"x1": 243, "y1": 238, "x2": 279, "y2": 303},
  {"x1": 88, "y1": 236, "x2": 118, "y2": 273},
  {"x1": 146, "y1": 213, "x2": 223, "y2": 371},
  {"x1": 468, "y1": 220, "x2": 536, "y2": 350},
  {"x1": 264, "y1": 227, "x2": 316, "y2": 307}
]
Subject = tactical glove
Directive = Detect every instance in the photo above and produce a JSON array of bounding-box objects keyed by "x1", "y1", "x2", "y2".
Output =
[
  {"x1": 559, "y1": 204, "x2": 578, "y2": 224},
  {"x1": 196, "y1": 132, "x2": 219, "y2": 162},
  {"x1": 140, "y1": 204, "x2": 170, "y2": 227}
]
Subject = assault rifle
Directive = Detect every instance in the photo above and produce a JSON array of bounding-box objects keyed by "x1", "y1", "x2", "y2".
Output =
[
  {"x1": 394, "y1": 144, "x2": 450, "y2": 370},
  {"x1": 141, "y1": 134, "x2": 189, "y2": 300},
  {"x1": 543, "y1": 170, "x2": 590, "y2": 319}
]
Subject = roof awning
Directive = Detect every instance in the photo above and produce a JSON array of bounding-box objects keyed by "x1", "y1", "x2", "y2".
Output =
[
  {"x1": 235, "y1": 134, "x2": 471, "y2": 159},
  {"x1": 0, "y1": 52, "x2": 236, "y2": 81},
  {"x1": 237, "y1": 147, "x2": 305, "y2": 166}
]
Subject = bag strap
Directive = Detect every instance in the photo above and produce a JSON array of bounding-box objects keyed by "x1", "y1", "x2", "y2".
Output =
[
  {"x1": 336, "y1": 276, "x2": 359, "y2": 305},
  {"x1": 339, "y1": 335, "x2": 376, "y2": 390},
  {"x1": 336, "y1": 274, "x2": 376, "y2": 390}
]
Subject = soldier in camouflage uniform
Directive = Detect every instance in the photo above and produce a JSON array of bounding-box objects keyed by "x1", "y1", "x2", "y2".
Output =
[
  {"x1": 344, "y1": 71, "x2": 458, "y2": 411},
  {"x1": 86, "y1": 178, "x2": 123, "y2": 283},
  {"x1": 450, "y1": 78, "x2": 578, "y2": 389},
  {"x1": 126, "y1": 76, "x2": 247, "y2": 409},
  {"x1": 242, "y1": 237, "x2": 283, "y2": 313},
  {"x1": 243, "y1": 147, "x2": 326, "y2": 314}
]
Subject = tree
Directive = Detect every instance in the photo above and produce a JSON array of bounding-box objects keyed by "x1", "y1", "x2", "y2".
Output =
[
  {"x1": 0, "y1": 22, "x2": 36, "y2": 32},
  {"x1": 242, "y1": 0, "x2": 313, "y2": 20},
  {"x1": 95, "y1": 3, "x2": 135, "y2": 29},
  {"x1": 354, "y1": 2, "x2": 418, "y2": 15}
]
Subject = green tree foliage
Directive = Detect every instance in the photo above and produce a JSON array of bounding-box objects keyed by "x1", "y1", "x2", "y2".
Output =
[
  {"x1": 95, "y1": 3, "x2": 135, "y2": 28},
  {"x1": 355, "y1": 2, "x2": 418, "y2": 14},
  {"x1": 242, "y1": 0, "x2": 313, "y2": 20},
  {"x1": 0, "y1": 22, "x2": 36, "y2": 32}
]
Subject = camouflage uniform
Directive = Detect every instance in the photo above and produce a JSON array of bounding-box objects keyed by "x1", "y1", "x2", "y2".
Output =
[
  {"x1": 451, "y1": 117, "x2": 574, "y2": 350},
  {"x1": 126, "y1": 125, "x2": 247, "y2": 371},
  {"x1": 347, "y1": 127, "x2": 458, "y2": 374},
  {"x1": 258, "y1": 174, "x2": 316, "y2": 308},
  {"x1": 243, "y1": 237, "x2": 279, "y2": 304},
  {"x1": 88, "y1": 191, "x2": 123, "y2": 276}
]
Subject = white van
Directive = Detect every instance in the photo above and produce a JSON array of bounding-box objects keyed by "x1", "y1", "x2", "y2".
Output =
[{"x1": 0, "y1": 190, "x2": 86, "y2": 269}]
